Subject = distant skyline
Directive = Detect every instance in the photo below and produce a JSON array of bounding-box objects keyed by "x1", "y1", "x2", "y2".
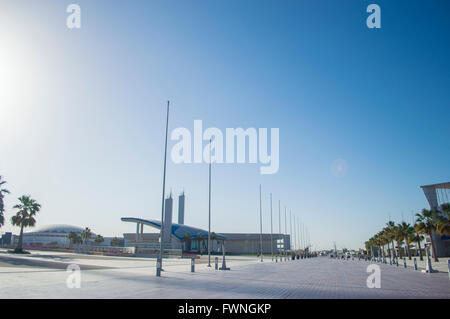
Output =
[{"x1": 1, "y1": 0, "x2": 449, "y2": 250}]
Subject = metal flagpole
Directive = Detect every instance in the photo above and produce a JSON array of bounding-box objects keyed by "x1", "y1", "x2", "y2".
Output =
[
  {"x1": 284, "y1": 206, "x2": 287, "y2": 258},
  {"x1": 278, "y1": 200, "x2": 281, "y2": 254},
  {"x1": 290, "y1": 209, "x2": 292, "y2": 251},
  {"x1": 293, "y1": 215, "x2": 296, "y2": 251},
  {"x1": 157, "y1": 101, "x2": 170, "y2": 277},
  {"x1": 259, "y1": 184, "x2": 263, "y2": 262},
  {"x1": 207, "y1": 139, "x2": 212, "y2": 267},
  {"x1": 270, "y1": 193, "x2": 273, "y2": 261}
]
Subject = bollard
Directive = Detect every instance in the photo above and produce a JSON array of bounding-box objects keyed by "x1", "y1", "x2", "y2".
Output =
[
  {"x1": 276, "y1": 256, "x2": 278, "y2": 263},
  {"x1": 403, "y1": 258, "x2": 407, "y2": 269},
  {"x1": 414, "y1": 258, "x2": 418, "y2": 271},
  {"x1": 220, "y1": 256, "x2": 230, "y2": 270},
  {"x1": 422, "y1": 245, "x2": 436, "y2": 273},
  {"x1": 215, "y1": 257, "x2": 218, "y2": 270},
  {"x1": 156, "y1": 257, "x2": 162, "y2": 277},
  {"x1": 191, "y1": 258, "x2": 195, "y2": 272},
  {"x1": 396, "y1": 257, "x2": 399, "y2": 267},
  {"x1": 448, "y1": 260, "x2": 450, "y2": 279}
]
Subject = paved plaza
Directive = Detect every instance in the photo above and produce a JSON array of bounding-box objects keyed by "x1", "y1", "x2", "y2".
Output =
[{"x1": 0, "y1": 250, "x2": 449, "y2": 299}]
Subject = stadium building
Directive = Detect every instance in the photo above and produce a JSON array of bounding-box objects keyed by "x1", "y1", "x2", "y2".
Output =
[
  {"x1": 421, "y1": 181, "x2": 450, "y2": 257},
  {"x1": 122, "y1": 193, "x2": 291, "y2": 255}
]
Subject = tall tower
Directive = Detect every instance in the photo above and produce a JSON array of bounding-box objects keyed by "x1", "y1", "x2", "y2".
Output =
[
  {"x1": 178, "y1": 192, "x2": 185, "y2": 225},
  {"x1": 163, "y1": 194, "x2": 173, "y2": 243}
]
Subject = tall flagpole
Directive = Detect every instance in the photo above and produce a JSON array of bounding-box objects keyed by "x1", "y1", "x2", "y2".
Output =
[
  {"x1": 157, "y1": 101, "x2": 169, "y2": 277},
  {"x1": 293, "y1": 215, "x2": 296, "y2": 252},
  {"x1": 290, "y1": 209, "x2": 292, "y2": 252},
  {"x1": 207, "y1": 138, "x2": 212, "y2": 267},
  {"x1": 284, "y1": 206, "x2": 287, "y2": 258},
  {"x1": 259, "y1": 184, "x2": 263, "y2": 262},
  {"x1": 278, "y1": 200, "x2": 281, "y2": 254},
  {"x1": 270, "y1": 193, "x2": 273, "y2": 261}
]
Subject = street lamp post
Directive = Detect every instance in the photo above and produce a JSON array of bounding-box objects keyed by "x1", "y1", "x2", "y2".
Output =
[
  {"x1": 157, "y1": 101, "x2": 170, "y2": 277},
  {"x1": 270, "y1": 193, "x2": 273, "y2": 261},
  {"x1": 284, "y1": 206, "x2": 287, "y2": 260},
  {"x1": 278, "y1": 200, "x2": 281, "y2": 255},
  {"x1": 207, "y1": 139, "x2": 212, "y2": 267},
  {"x1": 259, "y1": 184, "x2": 263, "y2": 262}
]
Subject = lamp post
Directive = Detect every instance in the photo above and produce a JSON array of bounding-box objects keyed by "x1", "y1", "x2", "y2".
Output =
[
  {"x1": 278, "y1": 200, "x2": 281, "y2": 255},
  {"x1": 157, "y1": 101, "x2": 170, "y2": 277},
  {"x1": 284, "y1": 206, "x2": 287, "y2": 260},
  {"x1": 270, "y1": 193, "x2": 273, "y2": 261},
  {"x1": 259, "y1": 184, "x2": 263, "y2": 262},
  {"x1": 207, "y1": 139, "x2": 212, "y2": 267}
]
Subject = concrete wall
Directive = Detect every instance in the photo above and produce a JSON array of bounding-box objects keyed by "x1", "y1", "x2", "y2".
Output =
[{"x1": 221, "y1": 233, "x2": 289, "y2": 255}]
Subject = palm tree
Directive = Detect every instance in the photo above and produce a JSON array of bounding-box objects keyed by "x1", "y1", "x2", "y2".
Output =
[
  {"x1": 385, "y1": 221, "x2": 397, "y2": 259},
  {"x1": 197, "y1": 232, "x2": 204, "y2": 254},
  {"x1": 67, "y1": 231, "x2": 82, "y2": 247},
  {"x1": 393, "y1": 225, "x2": 404, "y2": 259},
  {"x1": 182, "y1": 232, "x2": 191, "y2": 251},
  {"x1": 435, "y1": 203, "x2": 450, "y2": 236},
  {"x1": 366, "y1": 237, "x2": 377, "y2": 258},
  {"x1": 210, "y1": 232, "x2": 218, "y2": 253},
  {"x1": 380, "y1": 227, "x2": 391, "y2": 258},
  {"x1": 373, "y1": 232, "x2": 383, "y2": 259},
  {"x1": 81, "y1": 227, "x2": 92, "y2": 245},
  {"x1": 94, "y1": 235, "x2": 104, "y2": 245},
  {"x1": 398, "y1": 222, "x2": 414, "y2": 260},
  {"x1": 111, "y1": 237, "x2": 120, "y2": 246},
  {"x1": 415, "y1": 208, "x2": 440, "y2": 262},
  {"x1": 410, "y1": 226, "x2": 424, "y2": 261},
  {"x1": 364, "y1": 240, "x2": 371, "y2": 257},
  {"x1": 0, "y1": 176, "x2": 10, "y2": 228},
  {"x1": 11, "y1": 195, "x2": 41, "y2": 253}
]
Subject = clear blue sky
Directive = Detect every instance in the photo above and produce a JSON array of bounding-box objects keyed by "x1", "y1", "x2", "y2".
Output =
[{"x1": 1, "y1": 0, "x2": 449, "y2": 250}]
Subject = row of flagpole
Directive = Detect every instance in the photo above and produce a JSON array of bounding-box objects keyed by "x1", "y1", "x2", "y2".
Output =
[
  {"x1": 157, "y1": 102, "x2": 311, "y2": 276},
  {"x1": 259, "y1": 184, "x2": 310, "y2": 260}
]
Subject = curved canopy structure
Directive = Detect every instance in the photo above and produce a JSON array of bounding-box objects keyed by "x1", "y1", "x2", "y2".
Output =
[{"x1": 121, "y1": 217, "x2": 227, "y2": 240}]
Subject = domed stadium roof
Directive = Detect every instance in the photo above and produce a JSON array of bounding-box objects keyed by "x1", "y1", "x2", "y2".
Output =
[
  {"x1": 121, "y1": 217, "x2": 227, "y2": 240},
  {"x1": 25, "y1": 224, "x2": 89, "y2": 235}
]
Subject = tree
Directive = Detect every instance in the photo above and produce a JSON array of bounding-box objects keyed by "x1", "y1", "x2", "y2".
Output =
[
  {"x1": 81, "y1": 227, "x2": 92, "y2": 245},
  {"x1": 0, "y1": 176, "x2": 10, "y2": 228},
  {"x1": 197, "y1": 232, "x2": 204, "y2": 254},
  {"x1": 364, "y1": 240, "x2": 371, "y2": 256},
  {"x1": 67, "y1": 231, "x2": 80, "y2": 246},
  {"x1": 385, "y1": 221, "x2": 397, "y2": 258},
  {"x1": 210, "y1": 232, "x2": 218, "y2": 251},
  {"x1": 435, "y1": 203, "x2": 450, "y2": 236},
  {"x1": 111, "y1": 237, "x2": 120, "y2": 246},
  {"x1": 381, "y1": 227, "x2": 392, "y2": 258},
  {"x1": 410, "y1": 225, "x2": 424, "y2": 261},
  {"x1": 415, "y1": 208, "x2": 440, "y2": 262},
  {"x1": 94, "y1": 235, "x2": 104, "y2": 245},
  {"x1": 11, "y1": 195, "x2": 41, "y2": 253},
  {"x1": 181, "y1": 232, "x2": 191, "y2": 251},
  {"x1": 393, "y1": 225, "x2": 404, "y2": 259},
  {"x1": 398, "y1": 222, "x2": 414, "y2": 260}
]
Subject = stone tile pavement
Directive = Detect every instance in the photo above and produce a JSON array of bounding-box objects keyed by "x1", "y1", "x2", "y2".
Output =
[{"x1": 0, "y1": 253, "x2": 449, "y2": 299}]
